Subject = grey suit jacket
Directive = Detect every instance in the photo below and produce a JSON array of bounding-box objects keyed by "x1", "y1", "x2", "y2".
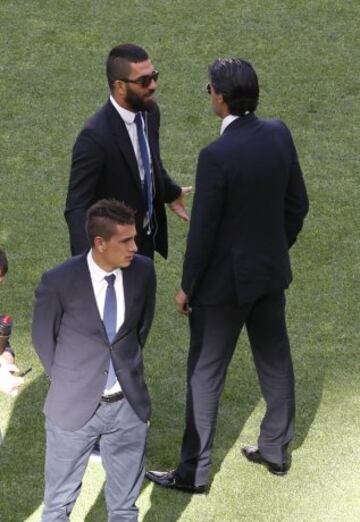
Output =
[{"x1": 32, "y1": 253, "x2": 156, "y2": 431}]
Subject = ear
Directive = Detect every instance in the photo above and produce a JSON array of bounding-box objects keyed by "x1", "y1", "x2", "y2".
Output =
[
  {"x1": 113, "y1": 80, "x2": 126, "y2": 99},
  {"x1": 93, "y1": 236, "x2": 106, "y2": 253}
]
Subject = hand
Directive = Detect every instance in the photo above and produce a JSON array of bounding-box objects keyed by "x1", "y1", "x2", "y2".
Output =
[
  {"x1": 176, "y1": 289, "x2": 190, "y2": 316},
  {"x1": 168, "y1": 186, "x2": 192, "y2": 221},
  {"x1": 0, "y1": 351, "x2": 15, "y2": 365},
  {"x1": 0, "y1": 362, "x2": 24, "y2": 396}
]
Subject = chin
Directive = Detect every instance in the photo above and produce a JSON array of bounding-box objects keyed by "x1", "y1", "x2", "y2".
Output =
[
  {"x1": 121, "y1": 258, "x2": 133, "y2": 267},
  {"x1": 143, "y1": 99, "x2": 155, "y2": 111}
]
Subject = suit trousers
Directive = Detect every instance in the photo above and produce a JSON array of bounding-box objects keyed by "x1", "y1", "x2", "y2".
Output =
[
  {"x1": 42, "y1": 398, "x2": 148, "y2": 522},
  {"x1": 176, "y1": 291, "x2": 295, "y2": 486}
]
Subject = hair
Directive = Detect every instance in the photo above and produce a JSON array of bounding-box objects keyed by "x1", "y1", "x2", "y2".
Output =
[
  {"x1": 0, "y1": 248, "x2": 8, "y2": 277},
  {"x1": 86, "y1": 199, "x2": 136, "y2": 246},
  {"x1": 106, "y1": 43, "x2": 149, "y2": 91},
  {"x1": 208, "y1": 58, "x2": 259, "y2": 115}
]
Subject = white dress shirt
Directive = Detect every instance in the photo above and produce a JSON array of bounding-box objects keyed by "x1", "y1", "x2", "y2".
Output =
[
  {"x1": 110, "y1": 95, "x2": 153, "y2": 227},
  {"x1": 220, "y1": 114, "x2": 239, "y2": 135},
  {"x1": 110, "y1": 95, "x2": 153, "y2": 185},
  {"x1": 220, "y1": 112, "x2": 251, "y2": 135},
  {"x1": 87, "y1": 250, "x2": 125, "y2": 394}
]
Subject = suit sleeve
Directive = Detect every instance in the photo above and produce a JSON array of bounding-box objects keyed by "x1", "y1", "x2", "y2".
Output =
[
  {"x1": 150, "y1": 105, "x2": 181, "y2": 203},
  {"x1": 181, "y1": 147, "x2": 226, "y2": 299},
  {"x1": 32, "y1": 273, "x2": 63, "y2": 376},
  {"x1": 284, "y1": 128, "x2": 309, "y2": 247},
  {"x1": 159, "y1": 163, "x2": 182, "y2": 203},
  {"x1": 138, "y1": 260, "x2": 157, "y2": 348},
  {"x1": 64, "y1": 129, "x2": 105, "y2": 255}
]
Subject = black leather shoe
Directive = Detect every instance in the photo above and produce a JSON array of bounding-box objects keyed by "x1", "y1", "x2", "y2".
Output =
[
  {"x1": 145, "y1": 469, "x2": 206, "y2": 494},
  {"x1": 242, "y1": 446, "x2": 289, "y2": 476}
]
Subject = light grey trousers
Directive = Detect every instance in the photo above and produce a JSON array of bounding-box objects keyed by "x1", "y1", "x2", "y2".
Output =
[{"x1": 42, "y1": 398, "x2": 148, "y2": 522}]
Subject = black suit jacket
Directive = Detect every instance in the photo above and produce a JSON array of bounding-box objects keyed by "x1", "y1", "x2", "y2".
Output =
[
  {"x1": 65, "y1": 100, "x2": 181, "y2": 258},
  {"x1": 182, "y1": 114, "x2": 309, "y2": 305},
  {"x1": 32, "y1": 253, "x2": 156, "y2": 431}
]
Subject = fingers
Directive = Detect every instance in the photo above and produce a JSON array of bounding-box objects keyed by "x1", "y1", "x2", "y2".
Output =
[
  {"x1": 181, "y1": 186, "x2": 192, "y2": 195},
  {"x1": 175, "y1": 207, "x2": 189, "y2": 221},
  {"x1": 168, "y1": 201, "x2": 189, "y2": 221},
  {"x1": 176, "y1": 303, "x2": 189, "y2": 316},
  {"x1": 175, "y1": 289, "x2": 189, "y2": 315},
  {"x1": 6, "y1": 363, "x2": 20, "y2": 373}
]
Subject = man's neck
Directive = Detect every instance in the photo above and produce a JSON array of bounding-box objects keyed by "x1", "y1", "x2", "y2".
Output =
[
  {"x1": 110, "y1": 94, "x2": 135, "y2": 115},
  {"x1": 91, "y1": 249, "x2": 116, "y2": 274}
]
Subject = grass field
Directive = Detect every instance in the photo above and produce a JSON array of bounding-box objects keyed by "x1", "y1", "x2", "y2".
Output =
[{"x1": 0, "y1": 1, "x2": 359, "y2": 521}]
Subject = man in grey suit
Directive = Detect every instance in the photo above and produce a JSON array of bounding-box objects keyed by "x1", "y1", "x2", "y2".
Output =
[{"x1": 32, "y1": 199, "x2": 156, "y2": 521}]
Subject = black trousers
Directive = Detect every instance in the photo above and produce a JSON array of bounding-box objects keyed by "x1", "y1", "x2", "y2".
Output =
[{"x1": 176, "y1": 291, "x2": 295, "y2": 486}]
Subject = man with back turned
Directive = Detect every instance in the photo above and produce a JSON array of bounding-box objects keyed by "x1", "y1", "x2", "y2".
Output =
[{"x1": 146, "y1": 58, "x2": 309, "y2": 492}]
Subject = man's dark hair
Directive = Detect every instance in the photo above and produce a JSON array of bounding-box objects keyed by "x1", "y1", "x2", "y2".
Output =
[
  {"x1": 106, "y1": 43, "x2": 149, "y2": 91},
  {"x1": 86, "y1": 199, "x2": 136, "y2": 246},
  {"x1": 209, "y1": 58, "x2": 259, "y2": 115},
  {"x1": 0, "y1": 248, "x2": 8, "y2": 277}
]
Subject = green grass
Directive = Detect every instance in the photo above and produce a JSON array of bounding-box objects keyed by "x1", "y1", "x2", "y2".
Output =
[{"x1": 0, "y1": 0, "x2": 359, "y2": 520}]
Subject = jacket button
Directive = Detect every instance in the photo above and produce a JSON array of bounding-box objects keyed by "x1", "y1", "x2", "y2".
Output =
[{"x1": 103, "y1": 370, "x2": 108, "y2": 375}]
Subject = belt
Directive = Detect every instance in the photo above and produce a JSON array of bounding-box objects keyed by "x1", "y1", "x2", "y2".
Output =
[{"x1": 100, "y1": 391, "x2": 124, "y2": 403}]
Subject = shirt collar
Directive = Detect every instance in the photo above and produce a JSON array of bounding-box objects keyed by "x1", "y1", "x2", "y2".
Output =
[
  {"x1": 110, "y1": 95, "x2": 136, "y2": 124},
  {"x1": 220, "y1": 112, "x2": 252, "y2": 135},
  {"x1": 220, "y1": 114, "x2": 240, "y2": 135},
  {"x1": 87, "y1": 250, "x2": 119, "y2": 282}
]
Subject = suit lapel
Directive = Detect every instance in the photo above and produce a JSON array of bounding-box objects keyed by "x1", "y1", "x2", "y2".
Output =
[
  {"x1": 106, "y1": 100, "x2": 143, "y2": 194},
  {"x1": 112, "y1": 264, "x2": 135, "y2": 343},
  {"x1": 76, "y1": 255, "x2": 109, "y2": 344},
  {"x1": 146, "y1": 113, "x2": 161, "y2": 191}
]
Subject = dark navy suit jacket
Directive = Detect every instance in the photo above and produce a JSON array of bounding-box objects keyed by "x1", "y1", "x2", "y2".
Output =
[
  {"x1": 65, "y1": 100, "x2": 181, "y2": 258},
  {"x1": 181, "y1": 114, "x2": 309, "y2": 305},
  {"x1": 32, "y1": 253, "x2": 156, "y2": 431}
]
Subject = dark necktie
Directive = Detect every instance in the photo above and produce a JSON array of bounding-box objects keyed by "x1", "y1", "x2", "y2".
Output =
[
  {"x1": 134, "y1": 112, "x2": 153, "y2": 221},
  {"x1": 103, "y1": 274, "x2": 117, "y2": 390}
]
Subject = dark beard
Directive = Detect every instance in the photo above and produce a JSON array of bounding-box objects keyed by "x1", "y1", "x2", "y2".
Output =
[{"x1": 125, "y1": 86, "x2": 155, "y2": 112}]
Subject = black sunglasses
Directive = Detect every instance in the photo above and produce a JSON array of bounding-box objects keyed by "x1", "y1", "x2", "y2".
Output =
[
  {"x1": 119, "y1": 70, "x2": 159, "y2": 88},
  {"x1": 206, "y1": 83, "x2": 211, "y2": 94}
]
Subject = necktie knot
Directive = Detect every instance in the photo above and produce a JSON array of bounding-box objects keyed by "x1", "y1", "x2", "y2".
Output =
[{"x1": 105, "y1": 274, "x2": 116, "y2": 287}]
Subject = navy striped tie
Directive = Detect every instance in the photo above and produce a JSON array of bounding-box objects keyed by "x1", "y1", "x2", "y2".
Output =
[{"x1": 135, "y1": 112, "x2": 153, "y2": 221}]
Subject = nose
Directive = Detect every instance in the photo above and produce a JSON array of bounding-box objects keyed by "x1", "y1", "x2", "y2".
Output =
[
  {"x1": 130, "y1": 239, "x2": 138, "y2": 253},
  {"x1": 149, "y1": 77, "x2": 157, "y2": 90}
]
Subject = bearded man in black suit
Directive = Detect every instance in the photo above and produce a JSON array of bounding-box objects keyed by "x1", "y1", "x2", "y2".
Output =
[
  {"x1": 65, "y1": 43, "x2": 190, "y2": 259},
  {"x1": 146, "y1": 58, "x2": 309, "y2": 493}
]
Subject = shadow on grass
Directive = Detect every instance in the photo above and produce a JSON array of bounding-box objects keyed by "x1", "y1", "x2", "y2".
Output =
[
  {"x1": 0, "y1": 374, "x2": 48, "y2": 522},
  {"x1": 0, "y1": 348, "x2": 324, "y2": 522},
  {"x1": 142, "y1": 339, "x2": 326, "y2": 521},
  {"x1": 85, "y1": 487, "x2": 107, "y2": 521},
  {"x1": 292, "y1": 350, "x2": 326, "y2": 450},
  {"x1": 142, "y1": 347, "x2": 261, "y2": 522}
]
